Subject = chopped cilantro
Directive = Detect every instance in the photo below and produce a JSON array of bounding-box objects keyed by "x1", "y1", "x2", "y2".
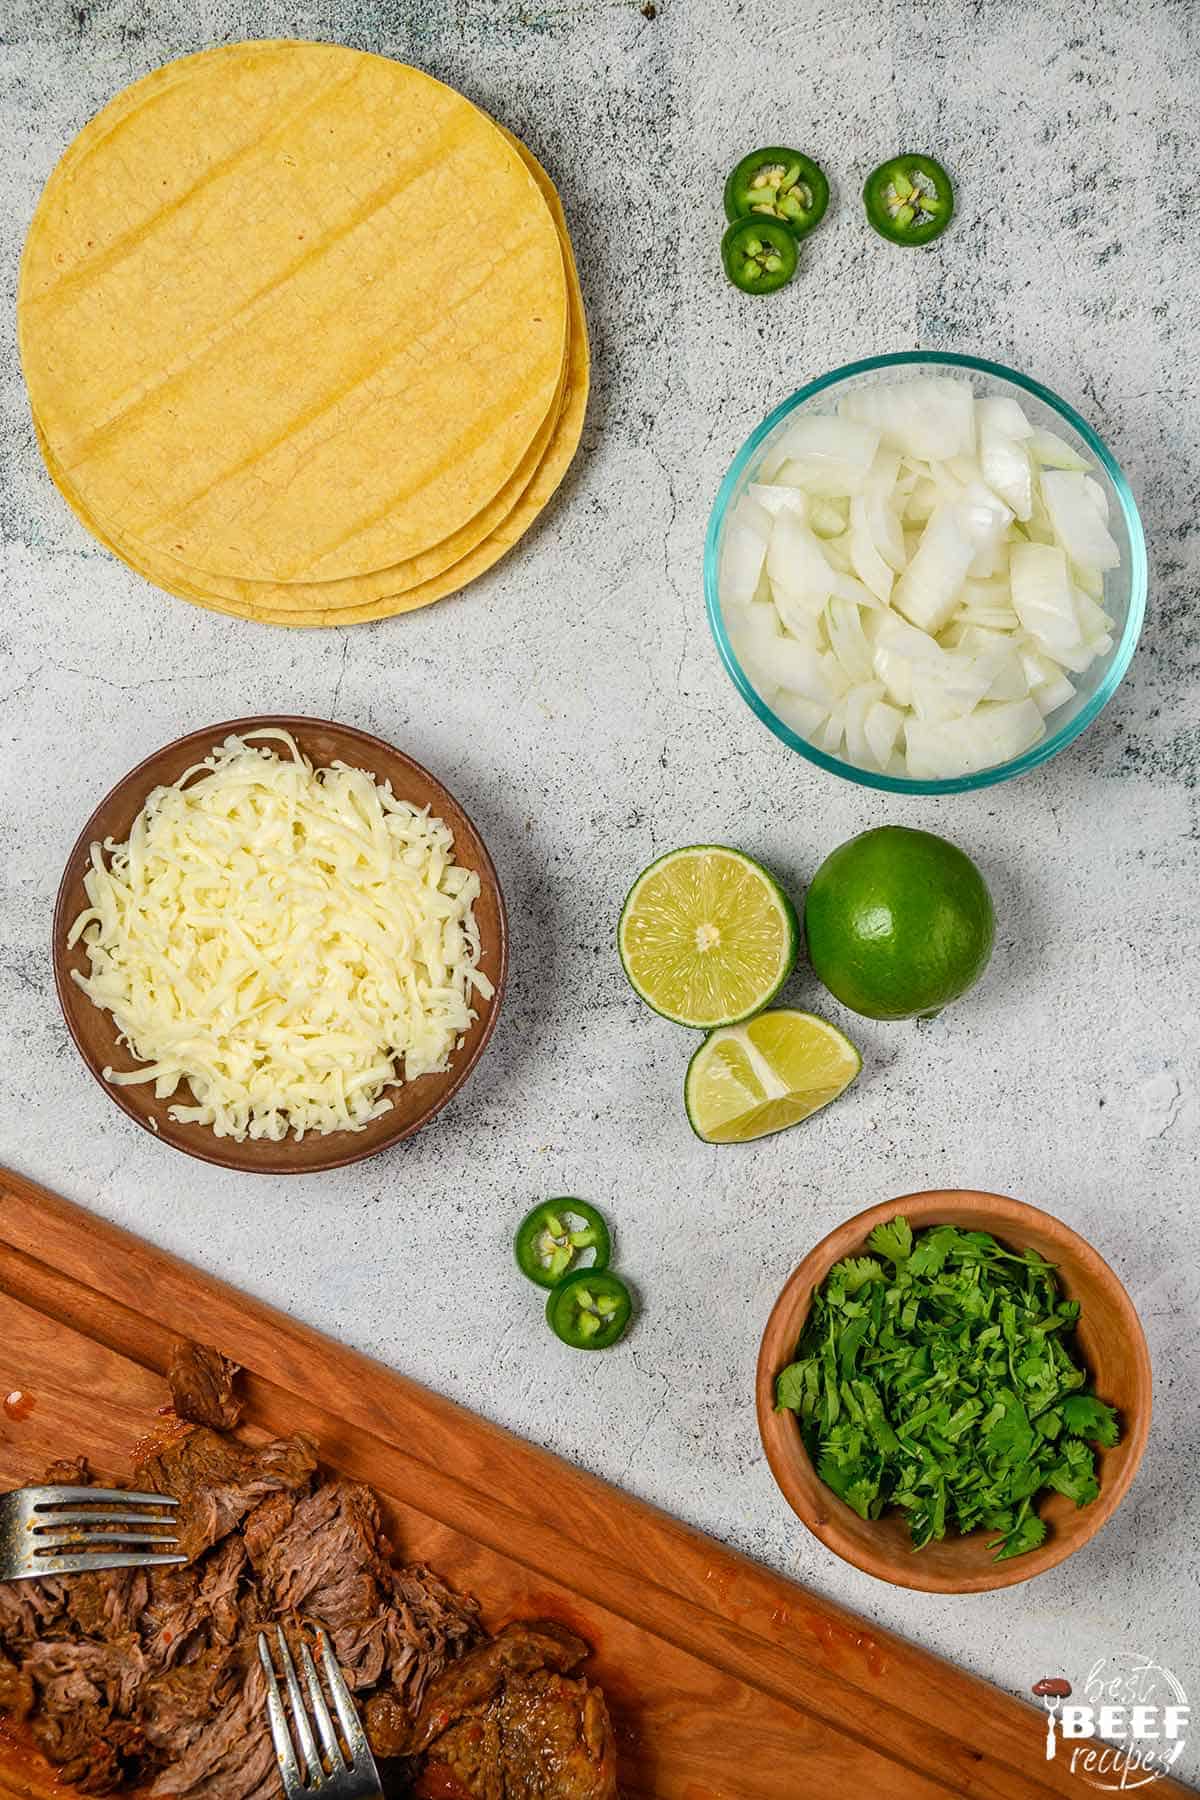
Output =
[
  {"x1": 866, "y1": 1215, "x2": 912, "y2": 1266},
  {"x1": 775, "y1": 1215, "x2": 1119, "y2": 1560}
]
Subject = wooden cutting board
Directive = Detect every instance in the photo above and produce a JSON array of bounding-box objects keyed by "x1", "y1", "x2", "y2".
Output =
[{"x1": 0, "y1": 1165, "x2": 1188, "y2": 1800}]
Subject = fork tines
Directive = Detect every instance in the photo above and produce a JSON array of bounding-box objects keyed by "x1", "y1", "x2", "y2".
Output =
[
  {"x1": 10, "y1": 1485, "x2": 186, "y2": 1577},
  {"x1": 258, "y1": 1625, "x2": 379, "y2": 1798},
  {"x1": 31, "y1": 1487, "x2": 179, "y2": 1507}
]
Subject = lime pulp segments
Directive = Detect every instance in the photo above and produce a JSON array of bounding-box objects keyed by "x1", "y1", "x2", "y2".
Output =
[
  {"x1": 617, "y1": 846, "x2": 798, "y2": 1029},
  {"x1": 685, "y1": 1009, "x2": 861, "y2": 1144}
]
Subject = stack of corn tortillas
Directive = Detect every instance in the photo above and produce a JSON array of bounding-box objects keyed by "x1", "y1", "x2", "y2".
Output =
[{"x1": 18, "y1": 40, "x2": 588, "y2": 628}]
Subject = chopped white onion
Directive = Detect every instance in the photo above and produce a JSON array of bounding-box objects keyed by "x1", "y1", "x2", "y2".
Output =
[
  {"x1": 849, "y1": 493, "x2": 895, "y2": 602},
  {"x1": 1030, "y1": 428, "x2": 1090, "y2": 471},
  {"x1": 772, "y1": 587, "x2": 821, "y2": 643},
  {"x1": 905, "y1": 700, "x2": 1044, "y2": 780},
  {"x1": 767, "y1": 512, "x2": 834, "y2": 614},
  {"x1": 871, "y1": 642, "x2": 914, "y2": 708},
  {"x1": 769, "y1": 415, "x2": 881, "y2": 497},
  {"x1": 773, "y1": 691, "x2": 830, "y2": 738},
  {"x1": 840, "y1": 378, "x2": 975, "y2": 460},
  {"x1": 827, "y1": 599, "x2": 875, "y2": 685},
  {"x1": 910, "y1": 654, "x2": 991, "y2": 724},
  {"x1": 822, "y1": 532, "x2": 853, "y2": 573},
  {"x1": 969, "y1": 633, "x2": 1029, "y2": 702},
  {"x1": 978, "y1": 396, "x2": 1033, "y2": 521},
  {"x1": 830, "y1": 571, "x2": 881, "y2": 608},
  {"x1": 775, "y1": 635, "x2": 835, "y2": 703},
  {"x1": 977, "y1": 395, "x2": 1035, "y2": 442},
  {"x1": 720, "y1": 380, "x2": 1122, "y2": 778},
  {"x1": 865, "y1": 699, "x2": 904, "y2": 769},
  {"x1": 864, "y1": 449, "x2": 907, "y2": 571},
  {"x1": 1010, "y1": 542, "x2": 1082, "y2": 661},
  {"x1": 818, "y1": 709, "x2": 845, "y2": 754},
  {"x1": 807, "y1": 496, "x2": 849, "y2": 537},
  {"x1": 720, "y1": 509, "x2": 768, "y2": 605},
  {"x1": 1040, "y1": 472, "x2": 1121, "y2": 571},
  {"x1": 1033, "y1": 669, "x2": 1076, "y2": 714},
  {"x1": 748, "y1": 482, "x2": 808, "y2": 519},
  {"x1": 845, "y1": 681, "x2": 886, "y2": 767},
  {"x1": 1082, "y1": 476, "x2": 1111, "y2": 519},
  {"x1": 959, "y1": 480, "x2": 1015, "y2": 577},
  {"x1": 893, "y1": 503, "x2": 975, "y2": 634},
  {"x1": 729, "y1": 601, "x2": 781, "y2": 689},
  {"x1": 904, "y1": 475, "x2": 940, "y2": 524}
]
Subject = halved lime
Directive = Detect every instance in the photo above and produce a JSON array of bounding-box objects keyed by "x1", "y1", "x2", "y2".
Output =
[
  {"x1": 685, "y1": 1009, "x2": 861, "y2": 1143},
  {"x1": 618, "y1": 846, "x2": 798, "y2": 1028}
]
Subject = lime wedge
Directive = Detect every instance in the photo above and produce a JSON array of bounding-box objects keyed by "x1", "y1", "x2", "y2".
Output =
[
  {"x1": 618, "y1": 846, "x2": 798, "y2": 1028},
  {"x1": 685, "y1": 1009, "x2": 861, "y2": 1143}
]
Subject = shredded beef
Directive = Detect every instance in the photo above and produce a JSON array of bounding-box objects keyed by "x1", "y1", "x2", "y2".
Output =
[
  {"x1": 406, "y1": 1622, "x2": 592, "y2": 1757},
  {"x1": 24, "y1": 1637, "x2": 149, "y2": 1791},
  {"x1": 0, "y1": 1572, "x2": 71, "y2": 1658},
  {"x1": 411, "y1": 1624, "x2": 618, "y2": 1800},
  {"x1": 0, "y1": 1349, "x2": 616, "y2": 1800},
  {"x1": 0, "y1": 1647, "x2": 32, "y2": 1721},
  {"x1": 167, "y1": 1343, "x2": 244, "y2": 1432},
  {"x1": 137, "y1": 1427, "x2": 319, "y2": 1563},
  {"x1": 149, "y1": 1656, "x2": 277, "y2": 1800},
  {"x1": 245, "y1": 1474, "x2": 478, "y2": 1715},
  {"x1": 139, "y1": 1655, "x2": 236, "y2": 1756}
]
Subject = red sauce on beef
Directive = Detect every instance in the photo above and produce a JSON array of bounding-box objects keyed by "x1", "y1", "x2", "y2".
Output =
[{"x1": 414, "y1": 1764, "x2": 476, "y2": 1800}]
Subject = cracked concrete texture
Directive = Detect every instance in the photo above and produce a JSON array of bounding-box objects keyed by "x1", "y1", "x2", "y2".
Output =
[{"x1": 2, "y1": 0, "x2": 1199, "y2": 1778}]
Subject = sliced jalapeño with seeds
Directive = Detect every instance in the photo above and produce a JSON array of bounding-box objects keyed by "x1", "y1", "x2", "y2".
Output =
[
  {"x1": 721, "y1": 216, "x2": 798, "y2": 295},
  {"x1": 546, "y1": 1270, "x2": 633, "y2": 1349},
  {"x1": 724, "y1": 147, "x2": 830, "y2": 239},
  {"x1": 863, "y1": 153, "x2": 955, "y2": 245},
  {"x1": 515, "y1": 1199, "x2": 612, "y2": 1289}
]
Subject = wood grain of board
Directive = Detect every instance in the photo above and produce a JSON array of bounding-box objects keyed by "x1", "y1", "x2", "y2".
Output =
[{"x1": 0, "y1": 1166, "x2": 1189, "y2": 1800}]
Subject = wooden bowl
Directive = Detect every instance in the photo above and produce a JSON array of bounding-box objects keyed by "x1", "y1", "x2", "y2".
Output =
[
  {"x1": 756, "y1": 1190, "x2": 1151, "y2": 1592},
  {"x1": 53, "y1": 716, "x2": 507, "y2": 1174}
]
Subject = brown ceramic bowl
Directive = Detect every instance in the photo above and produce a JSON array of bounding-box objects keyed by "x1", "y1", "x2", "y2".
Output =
[
  {"x1": 757, "y1": 1190, "x2": 1151, "y2": 1592},
  {"x1": 53, "y1": 717, "x2": 507, "y2": 1174}
]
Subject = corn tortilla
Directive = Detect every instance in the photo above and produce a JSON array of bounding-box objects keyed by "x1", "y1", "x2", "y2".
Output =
[
  {"x1": 23, "y1": 45, "x2": 568, "y2": 608},
  {"x1": 36, "y1": 348, "x2": 567, "y2": 610},
  {"x1": 20, "y1": 41, "x2": 568, "y2": 583},
  {"x1": 35, "y1": 136, "x2": 589, "y2": 628}
]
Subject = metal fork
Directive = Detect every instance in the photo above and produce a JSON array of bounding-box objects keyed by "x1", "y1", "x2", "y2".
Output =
[
  {"x1": 258, "y1": 1625, "x2": 383, "y2": 1799},
  {"x1": 0, "y1": 1483, "x2": 185, "y2": 1579}
]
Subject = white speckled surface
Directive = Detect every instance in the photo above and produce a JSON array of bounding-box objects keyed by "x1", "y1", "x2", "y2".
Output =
[{"x1": 2, "y1": 0, "x2": 1199, "y2": 1779}]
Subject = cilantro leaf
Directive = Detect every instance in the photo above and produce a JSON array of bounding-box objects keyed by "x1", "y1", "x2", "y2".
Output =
[
  {"x1": 982, "y1": 1389, "x2": 1034, "y2": 1465},
  {"x1": 866, "y1": 1215, "x2": 913, "y2": 1266},
  {"x1": 991, "y1": 1509, "x2": 1047, "y2": 1561},
  {"x1": 775, "y1": 1362, "x2": 810, "y2": 1413},
  {"x1": 830, "y1": 1255, "x2": 885, "y2": 1294},
  {"x1": 907, "y1": 1225, "x2": 959, "y2": 1277},
  {"x1": 1046, "y1": 1448, "x2": 1100, "y2": 1507},
  {"x1": 1060, "y1": 1393, "x2": 1120, "y2": 1447}
]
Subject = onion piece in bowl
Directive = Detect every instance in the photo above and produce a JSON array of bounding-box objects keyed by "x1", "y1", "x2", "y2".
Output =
[{"x1": 716, "y1": 374, "x2": 1129, "y2": 783}]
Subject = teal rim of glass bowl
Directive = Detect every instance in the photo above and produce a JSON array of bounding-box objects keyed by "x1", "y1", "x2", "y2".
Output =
[{"x1": 704, "y1": 349, "x2": 1148, "y2": 796}]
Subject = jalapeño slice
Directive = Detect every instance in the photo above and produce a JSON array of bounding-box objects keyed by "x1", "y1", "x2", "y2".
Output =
[
  {"x1": 514, "y1": 1199, "x2": 611, "y2": 1289},
  {"x1": 863, "y1": 154, "x2": 954, "y2": 245},
  {"x1": 546, "y1": 1271, "x2": 633, "y2": 1350},
  {"x1": 721, "y1": 217, "x2": 797, "y2": 295},
  {"x1": 724, "y1": 148, "x2": 829, "y2": 239}
]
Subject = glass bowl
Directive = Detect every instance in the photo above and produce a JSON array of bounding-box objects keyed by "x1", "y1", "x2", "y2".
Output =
[{"x1": 704, "y1": 351, "x2": 1147, "y2": 795}]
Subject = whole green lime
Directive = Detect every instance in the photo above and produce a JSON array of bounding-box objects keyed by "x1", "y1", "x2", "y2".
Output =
[{"x1": 804, "y1": 826, "x2": 995, "y2": 1021}]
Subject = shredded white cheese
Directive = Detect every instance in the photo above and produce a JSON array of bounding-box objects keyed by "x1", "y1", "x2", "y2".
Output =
[{"x1": 67, "y1": 730, "x2": 494, "y2": 1142}]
